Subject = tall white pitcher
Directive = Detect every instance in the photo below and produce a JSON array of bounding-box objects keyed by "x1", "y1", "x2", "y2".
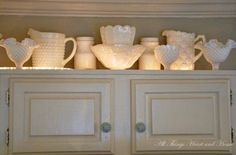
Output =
[
  {"x1": 162, "y1": 30, "x2": 205, "y2": 70},
  {"x1": 28, "y1": 29, "x2": 76, "y2": 68}
]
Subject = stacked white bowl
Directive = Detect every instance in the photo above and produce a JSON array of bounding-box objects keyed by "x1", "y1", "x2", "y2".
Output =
[{"x1": 91, "y1": 25, "x2": 145, "y2": 70}]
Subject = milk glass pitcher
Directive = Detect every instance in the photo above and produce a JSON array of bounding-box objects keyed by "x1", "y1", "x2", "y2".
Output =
[
  {"x1": 162, "y1": 30, "x2": 205, "y2": 70},
  {"x1": 28, "y1": 28, "x2": 76, "y2": 68}
]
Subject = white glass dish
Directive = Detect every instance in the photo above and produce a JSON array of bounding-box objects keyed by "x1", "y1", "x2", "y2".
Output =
[
  {"x1": 91, "y1": 44, "x2": 145, "y2": 70},
  {"x1": 100, "y1": 25, "x2": 136, "y2": 45}
]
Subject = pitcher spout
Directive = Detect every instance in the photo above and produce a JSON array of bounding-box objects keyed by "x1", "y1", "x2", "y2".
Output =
[{"x1": 28, "y1": 28, "x2": 42, "y2": 39}]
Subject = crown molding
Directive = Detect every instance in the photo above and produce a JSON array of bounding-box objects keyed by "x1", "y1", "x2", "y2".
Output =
[{"x1": 0, "y1": 0, "x2": 236, "y2": 18}]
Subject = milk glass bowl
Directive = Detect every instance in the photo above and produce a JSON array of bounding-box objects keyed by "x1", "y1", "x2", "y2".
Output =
[
  {"x1": 196, "y1": 39, "x2": 236, "y2": 70},
  {"x1": 0, "y1": 38, "x2": 38, "y2": 69},
  {"x1": 91, "y1": 44, "x2": 145, "y2": 70},
  {"x1": 92, "y1": 25, "x2": 145, "y2": 69},
  {"x1": 100, "y1": 25, "x2": 136, "y2": 45}
]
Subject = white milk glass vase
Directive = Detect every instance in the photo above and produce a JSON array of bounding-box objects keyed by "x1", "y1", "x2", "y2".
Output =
[
  {"x1": 74, "y1": 37, "x2": 96, "y2": 69},
  {"x1": 139, "y1": 37, "x2": 160, "y2": 70}
]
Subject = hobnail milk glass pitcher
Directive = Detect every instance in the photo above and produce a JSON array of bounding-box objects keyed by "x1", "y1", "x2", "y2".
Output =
[{"x1": 28, "y1": 28, "x2": 76, "y2": 68}]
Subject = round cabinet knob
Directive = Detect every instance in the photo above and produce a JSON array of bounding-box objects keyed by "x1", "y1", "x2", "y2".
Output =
[
  {"x1": 101, "y1": 122, "x2": 112, "y2": 133},
  {"x1": 136, "y1": 122, "x2": 146, "y2": 133}
]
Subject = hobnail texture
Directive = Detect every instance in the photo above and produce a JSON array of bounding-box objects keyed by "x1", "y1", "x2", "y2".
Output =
[
  {"x1": 0, "y1": 38, "x2": 38, "y2": 69},
  {"x1": 32, "y1": 46, "x2": 67, "y2": 67},
  {"x1": 154, "y1": 45, "x2": 179, "y2": 70},
  {"x1": 28, "y1": 29, "x2": 77, "y2": 68},
  {"x1": 100, "y1": 25, "x2": 136, "y2": 45},
  {"x1": 91, "y1": 44, "x2": 145, "y2": 70},
  {"x1": 32, "y1": 49, "x2": 66, "y2": 67},
  {"x1": 197, "y1": 39, "x2": 236, "y2": 70}
]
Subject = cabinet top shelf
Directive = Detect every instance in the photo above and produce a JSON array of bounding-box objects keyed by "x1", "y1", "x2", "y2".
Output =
[{"x1": 0, "y1": 68, "x2": 236, "y2": 76}]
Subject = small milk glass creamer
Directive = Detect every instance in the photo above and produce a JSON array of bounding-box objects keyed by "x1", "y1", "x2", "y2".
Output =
[
  {"x1": 74, "y1": 37, "x2": 96, "y2": 69},
  {"x1": 139, "y1": 37, "x2": 160, "y2": 70}
]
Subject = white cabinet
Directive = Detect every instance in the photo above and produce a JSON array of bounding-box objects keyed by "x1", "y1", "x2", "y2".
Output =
[
  {"x1": 0, "y1": 70, "x2": 234, "y2": 155},
  {"x1": 131, "y1": 79, "x2": 231, "y2": 154},
  {"x1": 9, "y1": 78, "x2": 114, "y2": 154}
]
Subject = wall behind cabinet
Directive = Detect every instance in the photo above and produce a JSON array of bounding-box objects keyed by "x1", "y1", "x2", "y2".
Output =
[{"x1": 0, "y1": 16, "x2": 235, "y2": 69}]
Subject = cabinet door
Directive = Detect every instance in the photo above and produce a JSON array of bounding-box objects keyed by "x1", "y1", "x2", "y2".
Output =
[
  {"x1": 132, "y1": 79, "x2": 231, "y2": 154},
  {"x1": 9, "y1": 78, "x2": 114, "y2": 154}
]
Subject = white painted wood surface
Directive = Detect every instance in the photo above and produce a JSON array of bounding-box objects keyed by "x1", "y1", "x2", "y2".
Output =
[
  {"x1": 0, "y1": 0, "x2": 235, "y2": 17},
  {"x1": 9, "y1": 78, "x2": 114, "y2": 154},
  {"x1": 132, "y1": 79, "x2": 231, "y2": 154},
  {"x1": 151, "y1": 95, "x2": 214, "y2": 135},
  {"x1": 0, "y1": 70, "x2": 235, "y2": 155},
  {"x1": 30, "y1": 97, "x2": 95, "y2": 136}
]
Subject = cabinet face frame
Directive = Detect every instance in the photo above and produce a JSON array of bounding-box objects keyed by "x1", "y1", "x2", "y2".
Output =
[
  {"x1": 9, "y1": 78, "x2": 114, "y2": 155},
  {"x1": 131, "y1": 79, "x2": 232, "y2": 154},
  {"x1": 0, "y1": 0, "x2": 235, "y2": 17}
]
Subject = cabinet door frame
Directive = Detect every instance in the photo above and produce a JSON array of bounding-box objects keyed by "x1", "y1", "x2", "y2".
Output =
[
  {"x1": 131, "y1": 79, "x2": 232, "y2": 154},
  {"x1": 9, "y1": 78, "x2": 114, "y2": 155}
]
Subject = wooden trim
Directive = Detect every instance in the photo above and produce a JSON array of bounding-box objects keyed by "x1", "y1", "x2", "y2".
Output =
[
  {"x1": 1, "y1": 69, "x2": 236, "y2": 76},
  {"x1": 0, "y1": 0, "x2": 236, "y2": 18}
]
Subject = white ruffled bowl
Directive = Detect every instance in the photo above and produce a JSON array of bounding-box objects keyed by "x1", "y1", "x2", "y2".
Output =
[
  {"x1": 91, "y1": 44, "x2": 145, "y2": 70},
  {"x1": 199, "y1": 39, "x2": 236, "y2": 70},
  {"x1": 100, "y1": 25, "x2": 136, "y2": 45}
]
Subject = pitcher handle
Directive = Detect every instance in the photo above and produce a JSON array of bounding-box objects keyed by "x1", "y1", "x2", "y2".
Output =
[
  {"x1": 192, "y1": 35, "x2": 206, "y2": 63},
  {"x1": 62, "y1": 37, "x2": 77, "y2": 67},
  {"x1": 194, "y1": 35, "x2": 206, "y2": 44}
]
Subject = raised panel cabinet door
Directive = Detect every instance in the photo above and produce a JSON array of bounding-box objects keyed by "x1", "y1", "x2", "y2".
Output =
[
  {"x1": 131, "y1": 79, "x2": 231, "y2": 154},
  {"x1": 9, "y1": 78, "x2": 114, "y2": 154}
]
